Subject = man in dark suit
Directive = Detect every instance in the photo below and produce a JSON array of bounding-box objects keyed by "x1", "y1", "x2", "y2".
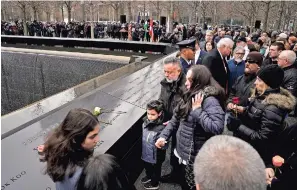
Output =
[
  {"x1": 202, "y1": 38, "x2": 234, "y2": 94},
  {"x1": 194, "y1": 39, "x2": 207, "y2": 65},
  {"x1": 176, "y1": 39, "x2": 196, "y2": 74}
]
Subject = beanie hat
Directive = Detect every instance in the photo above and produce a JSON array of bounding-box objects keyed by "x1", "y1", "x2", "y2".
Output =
[
  {"x1": 257, "y1": 64, "x2": 284, "y2": 89},
  {"x1": 246, "y1": 52, "x2": 263, "y2": 66},
  {"x1": 279, "y1": 33, "x2": 288, "y2": 39}
]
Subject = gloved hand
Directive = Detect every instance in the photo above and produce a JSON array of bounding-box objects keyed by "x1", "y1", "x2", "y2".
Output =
[{"x1": 226, "y1": 114, "x2": 241, "y2": 131}]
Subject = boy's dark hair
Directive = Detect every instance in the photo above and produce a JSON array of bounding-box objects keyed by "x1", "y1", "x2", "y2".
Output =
[{"x1": 146, "y1": 100, "x2": 164, "y2": 113}]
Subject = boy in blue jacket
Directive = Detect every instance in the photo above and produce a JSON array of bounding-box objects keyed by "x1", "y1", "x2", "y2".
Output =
[{"x1": 141, "y1": 100, "x2": 167, "y2": 190}]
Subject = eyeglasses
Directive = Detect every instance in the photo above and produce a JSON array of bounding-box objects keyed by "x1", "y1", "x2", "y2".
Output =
[{"x1": 235, "y1": 52, "x2": 245, "y2": 55}]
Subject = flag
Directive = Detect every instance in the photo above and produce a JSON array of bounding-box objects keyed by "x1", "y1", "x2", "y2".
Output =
[
  {"x1": 137, "y1": 12, "x2": 140, "y2": 23},
  {"x1": 144, "y1": 22, "x2": 148, "y2": 39},
  {"x1": 149, "y1": 17, "x2": 154, "y2": 42},
  {"x1": 173, "y1": 11, "x2": 177, "y2": 20}
]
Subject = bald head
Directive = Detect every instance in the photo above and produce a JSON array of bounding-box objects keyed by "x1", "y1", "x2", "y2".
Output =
[
  {"x1": 194, "y1": 135, "x2": 266, "y2": 190},
  {"x1": 278, "y1": 50, "x2": 297, "y2": 68}
]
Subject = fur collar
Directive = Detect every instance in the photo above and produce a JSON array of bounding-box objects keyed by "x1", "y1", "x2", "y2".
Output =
[
  {"x1": 251, "y1": 88, "x2": 296, "y2": 111},
  {"x1": 202, "y1": 86, "x2": 220, "y2": 98}
]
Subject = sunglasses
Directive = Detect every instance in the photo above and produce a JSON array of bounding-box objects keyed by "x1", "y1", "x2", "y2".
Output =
[{"x1": 246, "y1": 60, "x2": 258, "y2": 64}]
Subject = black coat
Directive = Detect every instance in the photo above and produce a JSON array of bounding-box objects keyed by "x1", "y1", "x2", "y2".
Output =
[
  {"x1": 235, "y1": 88, "x2": 296, "y2": 166},
  {"x1": 262, "y1": 57, "x2": 277, "y2": 67},
  {"x1": 227, "y1": 74, "x2": 256, "y2": 107},
  {"x1": 282, "y1": 64, "x2": 297, "y2": 97},
  {"x1": 202, "y1": 48, "x2": 229, "y2": 91},
  {"x1": 158, "y1": 73, "x2": 187, "y2": 121}
]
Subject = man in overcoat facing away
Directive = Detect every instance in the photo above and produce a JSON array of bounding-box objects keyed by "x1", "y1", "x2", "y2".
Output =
[{"x1": 202, "y1": 38, "x2": 234, "y2": 94}]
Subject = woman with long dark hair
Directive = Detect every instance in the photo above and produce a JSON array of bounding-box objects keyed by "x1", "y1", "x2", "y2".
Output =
[
  {"x1": 43, "y1": 108, "x2": 100, "y2": 190},
  {"x1": 156, "y1": 65, "x2": 225, "y2": 190},
  {"x1": 77, "y1": 154, "x2": 136, "y2": 190}
]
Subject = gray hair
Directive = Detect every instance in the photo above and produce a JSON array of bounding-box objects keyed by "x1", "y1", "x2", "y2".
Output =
[
  {"x1": 217, "y1": 38, "x2": 234, "y2": 48},
  {"x1": 233, "y1": 46, "x2": 245, "y2": 55},
  {"x1": 280, "y1": 50, "x2": 297, "y2": 65},
  {"x1": 163, "y1": 56, "x2": 181, "y2": 67},
  {"x1": 194, "y1": 135, "x2": 266, "y2": 190}
]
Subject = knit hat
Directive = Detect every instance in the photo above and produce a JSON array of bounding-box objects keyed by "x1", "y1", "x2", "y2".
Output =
[
  {"x1": 257, "y1": 65, "x2": 284, "y2": 89},
  {"x1": 246, "y1": 52, "x2": 263, "y2": 66},
  {"x1": 279, "y1": 33, "x2": 288, "y2": 39}
]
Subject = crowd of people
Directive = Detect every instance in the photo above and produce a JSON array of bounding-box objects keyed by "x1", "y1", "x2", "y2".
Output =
[
  {"x1": 1, "y1": 19, "x2": 249, "y2": 44},
  {"x1": 34, "y1": 25, "x2": 297, "y2": 190},
  {"x1": 1, "y1": 20, "x2": 164, "y2": 40}
]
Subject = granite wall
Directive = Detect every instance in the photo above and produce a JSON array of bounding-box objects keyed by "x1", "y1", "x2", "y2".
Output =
[{"x1": 1, "y1": 51, "x2": 125, "y2": 115}]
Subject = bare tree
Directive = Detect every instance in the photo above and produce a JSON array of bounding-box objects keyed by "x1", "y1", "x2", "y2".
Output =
[
  {"x1": 127, "y1": 1, "x2": 133, "y2": 22},
  {"x1": 42, "y1": 2, "x2": 52, "y2": 21},
  {"x1": 173, "y1": 1, "x2": 181, "y2": 22},
  {"x1": 16, "y1": 1, "x2": 29, "y2": 35},
  {"x1": 231, "y1": 1, "x2": 260, "y2": 27},
  {"x1": 200, "y1": 1, "x2": 210, "y2": 24},
  {"x1": 208, "y1": 1, "x2": 220, "y2": 25},
  {"x1": 53, "y1": 1, "x2": 65, "y2": 21},
  {"x1": 185, "y1": 1, "x2": 200, "y2": 24},
  {"x1": 164, "y1": 1, "x2": 174, "y2": 32},
  {"x1": 280, "y1": 2, "x2": 297, "y2": 31},
  {"x1": 150, "y1": 1, "x2": 163, "y2": 20},
  {"x1": 109, "y1": 1, "x2": 122, "y2": 21},
  {"x1": 1, "y1": 1, "x2": 9, "y2": 21},
  {"x1": 261, "y1": 1, "x2": 277, "y2": 31},
  {"x1": 89, "y1": 1, "x2": 95, "y2": 38},
  {"x1": 275, "y1": 1, "x2": 285, "y2": 30},
  {"x1": 64, "y1": 1, "x2": 73, "y2": 22},
  {"x1": 28, "y1": 1, "x2": 42, "y2": 20},
  {"x1": 81, "y1": 1, "x2": 86, "y2": 21}
]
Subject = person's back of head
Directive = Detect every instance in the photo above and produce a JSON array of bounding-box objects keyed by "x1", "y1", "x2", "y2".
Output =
[
  {"x1": 194, "y1": 135, "x2": 266, "y2": 190},
  {"x1": 77, "y1": 154, "x2": 134, "y2": 190}
]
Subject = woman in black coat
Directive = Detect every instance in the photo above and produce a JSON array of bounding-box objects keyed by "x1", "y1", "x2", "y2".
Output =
[
  {"x1": 227, "y1": 65, "x2": 296, "y2": 166},
  {"x1": 156, "y1": 65, "x2": 225, "y2": 190}
]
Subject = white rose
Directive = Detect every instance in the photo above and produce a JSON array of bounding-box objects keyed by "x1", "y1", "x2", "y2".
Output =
[{"x1": 93, "y1": 107, "x2": 102, "y2": 116}]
